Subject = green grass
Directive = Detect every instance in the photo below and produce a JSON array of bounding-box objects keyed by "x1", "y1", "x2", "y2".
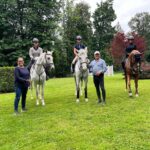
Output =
[{"x1": 0, "y1": 74, "x2": 149, "y2": 150}]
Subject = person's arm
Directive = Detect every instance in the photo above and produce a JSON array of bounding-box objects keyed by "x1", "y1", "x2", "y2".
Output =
[
  {"x1": 102, "y1": 60, "x2": 107, "y2": 73},
  {"x1": 29, "y1": 48, "x2": 33, "y2": 59},
  {"x1": 15, "y1": 68, "x2": 27, "y2": 83}
]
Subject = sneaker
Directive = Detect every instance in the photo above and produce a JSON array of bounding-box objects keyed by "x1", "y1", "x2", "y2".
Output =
[
  {"x1": 21, "y1": 108, "x2": 27, "y2": 113},
  {"x1": 14, "y1": 110, "x2": 19, "y2": 116},
  {"x1": 97, "y1": 99, "x2": 102, "y2": 104},
  {"x1": 102, "y1": 101, "x2": 106, "y2": 105}
]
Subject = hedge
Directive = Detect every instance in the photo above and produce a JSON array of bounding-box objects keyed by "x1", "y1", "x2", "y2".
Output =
[{"x1": 0, "y1": 67, "x2": 15, "y2": 93}]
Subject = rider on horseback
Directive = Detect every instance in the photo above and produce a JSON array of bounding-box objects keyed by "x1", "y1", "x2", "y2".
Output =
[
  {"x1": 122, "y1": 35, "x2": 142, "y2": 73},
  {"x1": 71, "y1": 35, "x2": 86, "y2": 73},
  {"x1": 28, "y1": 38, "x2": 50, "y2": 80},
  {"x1": 28, "y1": 38, "x2": 43, "y2": 70}
]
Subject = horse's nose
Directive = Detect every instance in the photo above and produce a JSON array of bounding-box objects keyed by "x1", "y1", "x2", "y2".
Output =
[{"x1": 83, "y1": 66, "x2": 87, "y2": 71}]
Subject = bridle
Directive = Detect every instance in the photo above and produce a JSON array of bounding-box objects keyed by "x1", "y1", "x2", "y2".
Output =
[
  {"x1": 78, "y1": 58, "x2": 89, "y2": 71},
  {"x1": 35, "y1": 53, "x2": 54, "y2": 83}
]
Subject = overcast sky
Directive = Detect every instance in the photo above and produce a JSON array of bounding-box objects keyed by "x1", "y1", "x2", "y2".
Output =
[{"x1": 75, "y1": 0, "x2": 150, "y2": 33}]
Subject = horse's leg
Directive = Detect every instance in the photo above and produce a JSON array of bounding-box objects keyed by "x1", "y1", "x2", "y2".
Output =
[
  {"x1": 125, "y1": 74, "x2": 127, "y2": 92},
  {"x1": 38, "y1": 84, "x2": 42, "y2": 100},
  {"x1": 74, "y1": 76, "x2": 77, "y2": 96},
  {"x1": 80, "y1": 78, "x2": 83, "y2": 96},
  {"x1": 30, "y1": 81, "x2": 34, "y2": 99},
  {"x1": 135, "y1": 74, "x2": 139, "y2": 97},
  {"x1": 41, "y1": 83, "x2": 45, "y2": 106},
  {"x1": 127, "y1": 74, "x2": 132, "y2": 97},
  {"x1": 84, "y1": 76, "x2": 88, "y2": 102},
  {"x1": 35, "y1": 82, "x2": 39, "y2": 105},
  {"x1": 76, "y1": 76, "x2": 80, "y2": 103}
]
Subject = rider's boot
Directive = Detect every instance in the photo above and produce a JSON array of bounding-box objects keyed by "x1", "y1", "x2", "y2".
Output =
[{"x1": 71, "y1": 63, "x2": 75, "y2": 73}]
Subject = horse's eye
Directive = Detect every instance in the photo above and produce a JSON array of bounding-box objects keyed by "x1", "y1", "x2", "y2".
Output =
[{"x1": 47, "y1": 57, "x2": 50, "y2": 60}]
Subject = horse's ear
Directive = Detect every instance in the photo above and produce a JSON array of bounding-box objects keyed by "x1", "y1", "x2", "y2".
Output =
[{"x1": 85, "y1": 47, "x2": 88, "y2": 53}]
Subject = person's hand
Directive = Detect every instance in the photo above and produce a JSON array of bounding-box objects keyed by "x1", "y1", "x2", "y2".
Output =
[
  {"x1": 96, "y1": 72, "x2": 101, "y2": 76},
  {"x1": 26, "y1": 79, "x2": 31, "y2": 83}
]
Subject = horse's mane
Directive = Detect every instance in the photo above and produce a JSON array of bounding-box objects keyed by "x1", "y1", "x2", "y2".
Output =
[
  {"x1": 78, "y1": 49, "x2": 87, "y2": 57},
  {"x1": 36, "y1": 53, "x2": 46, "y2": 65}
]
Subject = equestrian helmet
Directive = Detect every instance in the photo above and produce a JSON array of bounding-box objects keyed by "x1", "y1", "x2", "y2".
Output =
[
  {"x1": 127, "y1": 35, "x2": 134, "y2": 40},
  {"x1": 32, "y1": 38, "x2": 39, "y2": 43}
]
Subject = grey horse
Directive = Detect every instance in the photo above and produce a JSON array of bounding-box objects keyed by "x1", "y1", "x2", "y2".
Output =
[
  {"x1": 74, "y1": 48, "x2": 89, "y2": 103},
  {"x1": 30, "y1": 51, "x2": 54, "y2": 106}
]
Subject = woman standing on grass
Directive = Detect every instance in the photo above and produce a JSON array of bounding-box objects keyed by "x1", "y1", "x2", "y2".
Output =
[{"x1": 14, "y1": 57, "x2": 30, "y2": 115}]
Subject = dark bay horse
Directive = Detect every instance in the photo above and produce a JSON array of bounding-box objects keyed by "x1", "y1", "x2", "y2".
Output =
[{"x1": 125, "y1": 50, "x2": 142, "y2": 97}]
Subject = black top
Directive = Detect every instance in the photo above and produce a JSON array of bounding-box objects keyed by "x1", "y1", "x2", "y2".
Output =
[
  {"x1": 74, "y1": 44, "x2": 85, "y2": 51},
  {"x1": 126, "y1": 44, "x2": 137, "y2": 54},
  {"x1": 14, "y1": 67, "x2": 30, "y2": 88}
]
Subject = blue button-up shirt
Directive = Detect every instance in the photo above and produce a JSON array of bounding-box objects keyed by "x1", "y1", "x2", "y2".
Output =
[{"x1": 89, "y1": 59, "x2": 107, "y2": 75}]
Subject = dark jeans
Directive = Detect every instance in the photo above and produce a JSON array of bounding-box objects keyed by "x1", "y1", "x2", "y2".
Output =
[
  {"x1": 93, "y1": 74, "x2": 106, "y2": 102},
  {"x1": 14, "y1": 86, "x2": 28, "y2": 111}
]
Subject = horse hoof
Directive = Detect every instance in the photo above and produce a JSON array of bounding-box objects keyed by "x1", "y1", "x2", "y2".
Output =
[
  {"x1": 135, "y1": 94, "x2": 139, "y2": 97},
  {"x1": 36, "y1": 101, "x2": 39, "y2": 106},
  {"x1": 76, "y1": 99, "x2": 79, "y2": 103},
  {"x1": 129, "y1": 93, "x2": 132, "y2": 97},
  {"x1": 42, "y1": 101, "x2": 45, "y2": 106},
  {"x1": 85, "y1": 98, "x2": 88, "y2": 102}
]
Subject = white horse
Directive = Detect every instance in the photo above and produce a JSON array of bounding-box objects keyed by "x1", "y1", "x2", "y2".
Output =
[
  {"x1": 74, "y1": 48, "x2": 89, "y2": 103},
  {"x1": 30, "y1": 51, "x2": 54, "y2": 106}
]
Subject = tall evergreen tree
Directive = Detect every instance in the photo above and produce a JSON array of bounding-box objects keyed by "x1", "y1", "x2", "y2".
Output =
[
  {"x1": 0, "y1": 0, "x2": 61, "y2": 66},
  {"x1": 93, "y1": 0, "x2": 116, "y2": 63}
]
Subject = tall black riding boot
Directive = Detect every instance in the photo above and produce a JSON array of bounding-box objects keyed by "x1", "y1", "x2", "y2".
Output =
[{"x1": 71, "y1": 64, "x2": 75, "y2": 73}]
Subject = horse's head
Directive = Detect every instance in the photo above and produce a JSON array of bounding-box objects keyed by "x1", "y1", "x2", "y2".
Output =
[
  {"x1": 45, "y1": 51, "x2": 55, "y2": 69},
  {"x1": 78, "y1": 48, "x2": 89, "y2": 71},
  {"x1": 129, "y1": 50, "x2": 142, "y2": 73}
]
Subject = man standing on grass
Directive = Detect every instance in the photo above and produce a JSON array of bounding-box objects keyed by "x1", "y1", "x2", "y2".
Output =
[{"x1": 89, "y1": 51, "x2": 107, "y2": 105}]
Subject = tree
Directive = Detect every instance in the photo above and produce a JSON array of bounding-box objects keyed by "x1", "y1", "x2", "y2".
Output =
[
  {"x1": 129, "y1": 12, "x2": 150, "y2": 62},
  {"x1": 93, "y1": 0, "x2": 116, "y2": 63},
  {"x1": 63, "y1": 1, "x2": 93, "y2": 66},
  {"x1": 115, "y1": 22, "x2": 124, "y2": 33},
  {"x1": 0, "y1": 0, "x2": 61, "y2": 66}
]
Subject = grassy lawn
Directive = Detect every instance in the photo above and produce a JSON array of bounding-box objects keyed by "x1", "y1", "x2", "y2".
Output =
[{"x1": 0, "y1": 74, "x2": 149, "y2": 150}]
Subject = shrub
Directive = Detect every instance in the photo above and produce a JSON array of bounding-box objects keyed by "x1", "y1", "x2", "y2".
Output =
[{"x1": 0, "y1": 67, "x2": 15, "y2": 93}]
